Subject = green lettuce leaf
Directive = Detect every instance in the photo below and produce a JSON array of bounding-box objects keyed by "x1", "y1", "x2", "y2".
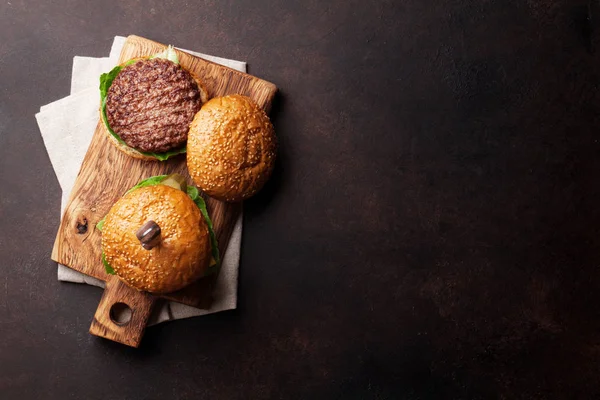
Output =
[
  {"x1": 99, "y1": 56, "x2": 186, "y2": 161},
  {"x1": 186, "y1": 185, "x2": 199, "y2": 200},
  {"x1": 99, "y1": 66, "x2": 121, "y2": 99},
  {"x1": 102, "y1": 253, "x2": 115, "y2": 275},
  {"x1": 99, "y1": 175, "x2": 220, "y2": 277},
  {"x1": 96, "y1": 218, "x2": 105, "y2": 231},
  {"x1": 186, "y1": 185, "x2": 220, "y2": 274},
  {"x1": 126, "y1": 175, "x2": 168, "y2": 194}
]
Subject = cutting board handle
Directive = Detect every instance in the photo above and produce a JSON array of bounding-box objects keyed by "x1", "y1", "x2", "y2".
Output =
[{"x1": 89, "y1": 276, "x2": 157, "y2": 347}]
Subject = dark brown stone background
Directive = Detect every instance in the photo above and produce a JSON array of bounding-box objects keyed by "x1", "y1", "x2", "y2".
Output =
[{"x1": 1, "y1": 0, "x2": 600, "y2": 398}]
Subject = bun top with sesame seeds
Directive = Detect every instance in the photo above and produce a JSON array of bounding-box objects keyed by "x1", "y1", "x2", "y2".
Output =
[
  {"x1": 101, "y1": 184, "x2": 212, "y2": 294},
  {"x1": 186, "y1": 94, "x2": 277, "y2": 202}
]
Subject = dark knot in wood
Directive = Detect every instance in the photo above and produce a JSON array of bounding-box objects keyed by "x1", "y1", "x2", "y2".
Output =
[{"x1": 76, "y1": 217, "x2": 88, "y2": 234}]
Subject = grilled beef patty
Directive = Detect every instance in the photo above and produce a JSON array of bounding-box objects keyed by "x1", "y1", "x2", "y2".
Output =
[{"x1": 105, "y1": 58, "x2": 202, "y2": 153}]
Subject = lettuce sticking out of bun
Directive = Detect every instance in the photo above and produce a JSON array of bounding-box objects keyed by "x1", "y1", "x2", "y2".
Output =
[
  {"x1": 99, "y1": 46, "x2": 208, "y2": 161},
  {"x1": 97, "y1": 174, "x2": 219, "y2": 294}
]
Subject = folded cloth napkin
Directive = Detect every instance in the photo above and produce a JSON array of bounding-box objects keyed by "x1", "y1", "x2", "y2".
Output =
[{"x1": 36, "y1": 36, "x2": 245, "y2": 325}]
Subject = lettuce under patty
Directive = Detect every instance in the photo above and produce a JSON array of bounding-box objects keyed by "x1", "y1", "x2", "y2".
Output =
[
  {"x1": 99, "y1": 46, "x2": 185, "y2": 161},
  {"x1": 97, "y1": 175, "x2": 220, "y2": 277}
]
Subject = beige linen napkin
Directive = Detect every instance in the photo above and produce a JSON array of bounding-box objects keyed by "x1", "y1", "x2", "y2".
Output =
[{"x1": 36, "y1": 36, "x2": 245, "y2": 325}]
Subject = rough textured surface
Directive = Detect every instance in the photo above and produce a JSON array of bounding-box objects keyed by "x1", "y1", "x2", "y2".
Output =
[
  {"x1": 106, "y1": 58, "x2": 201, "y2": 153},
  {"x1": 2, "y1": 0, "x2": 600, "y2": 398},
  {"x1": 102, "y1": 185, "x2": 211, "y2": 294},
  {"x1": 187, "y1": 95, "x2": 276, "y2": 202}
]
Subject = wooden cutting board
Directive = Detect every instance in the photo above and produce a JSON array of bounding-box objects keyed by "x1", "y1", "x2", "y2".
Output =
[{"x1": 52, "y1": 35, "x2": 277, "y2": 347}]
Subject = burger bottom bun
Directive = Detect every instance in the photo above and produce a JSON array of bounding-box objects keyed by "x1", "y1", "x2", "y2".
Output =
[
  {"x1": 102, "y1": 125, "x2": 156, "y2": 160},
  {"x1": 101, "y1": 58, "x2": 209, "y2": 161}
]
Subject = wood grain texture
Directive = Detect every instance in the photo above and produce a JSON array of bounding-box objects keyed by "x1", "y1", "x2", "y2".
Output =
[
  {"x1": 51, "y1": 35, "x2": 276, "y2": 346},
  {"x1": 89, "y1": 277, "x2": 158, "y2": 348}
]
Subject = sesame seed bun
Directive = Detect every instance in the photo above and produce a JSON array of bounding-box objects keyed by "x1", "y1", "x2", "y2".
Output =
[
  {"x1": 186, "y1": 94, "x2": 277, "y2": 202},
  {"x1": 101, "y1": 185, "x2": 211, "y2": 294}
]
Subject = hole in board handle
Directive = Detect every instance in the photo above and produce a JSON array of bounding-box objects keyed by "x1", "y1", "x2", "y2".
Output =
[{"x1": 109, "y1": 302, "x2": 133, "y2": 326}]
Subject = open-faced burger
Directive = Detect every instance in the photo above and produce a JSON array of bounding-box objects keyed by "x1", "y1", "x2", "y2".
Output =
[{"x1": 100, "y1": 46, "x2": 209, "y2": 161}]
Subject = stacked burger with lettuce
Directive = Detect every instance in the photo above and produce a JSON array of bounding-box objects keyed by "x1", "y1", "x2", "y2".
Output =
[{"x1": 96, "y1": 174, "x2": 219, "y2": 293}]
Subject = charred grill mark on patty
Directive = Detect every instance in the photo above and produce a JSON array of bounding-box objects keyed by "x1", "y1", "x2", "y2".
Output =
[{"x1": 105, "y1": 58, "x2": 201, "y2": 153}]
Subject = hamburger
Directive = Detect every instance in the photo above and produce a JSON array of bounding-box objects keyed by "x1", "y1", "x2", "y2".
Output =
[
  {"x1": 99, "y1": 46, "x2": 208, "y2": 161},
  {"x1": 96, "y1": 174, "x2": 219, "y2": 294},
  {"x1": 187, "y1": 94, "x2": 277, "y2": 202}
]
